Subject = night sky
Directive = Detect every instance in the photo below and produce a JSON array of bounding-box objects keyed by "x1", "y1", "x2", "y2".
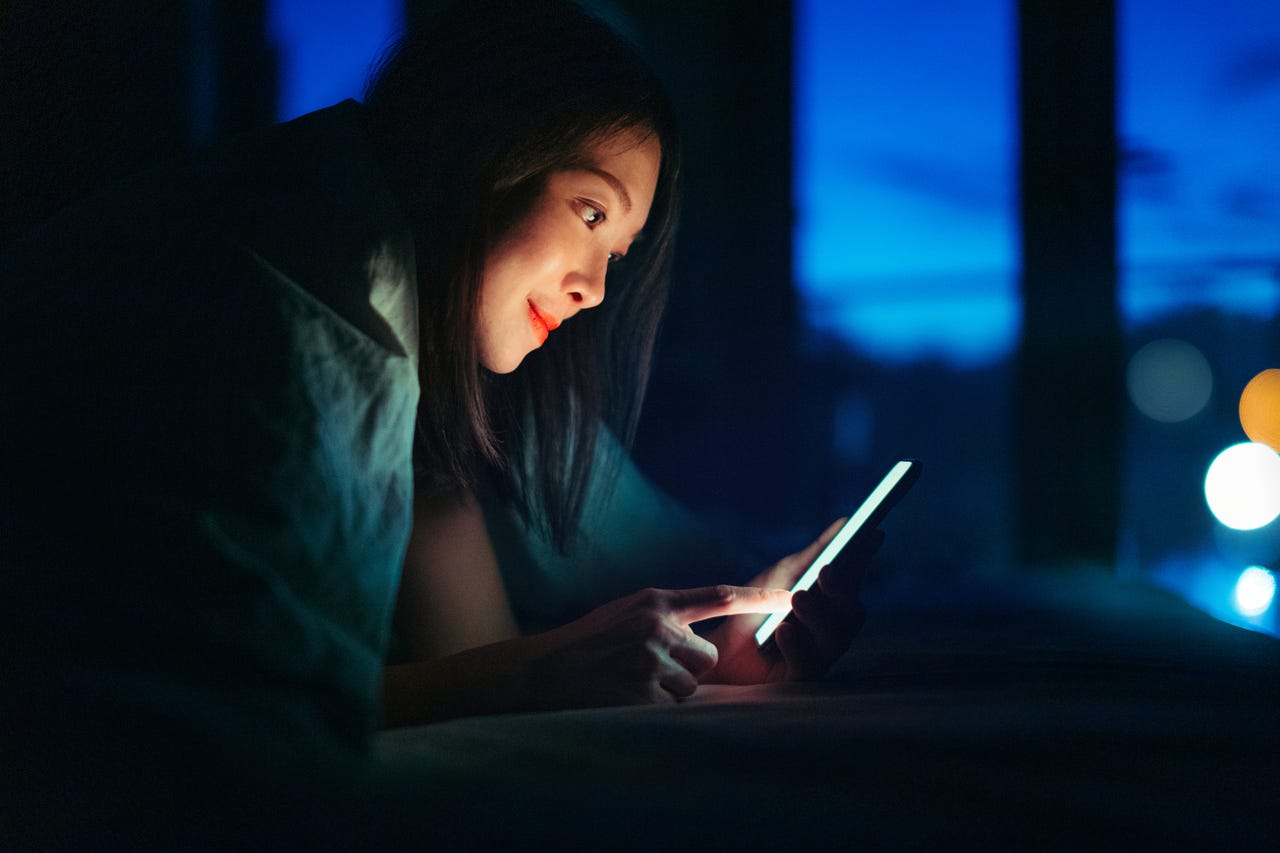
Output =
[{"x1": 797, "y1": 0, "x2": 1279, "y2": 365}]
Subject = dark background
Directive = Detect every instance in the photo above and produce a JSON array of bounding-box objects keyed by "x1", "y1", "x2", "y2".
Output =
[{"x1": 3, "y1": 1, "x2": 1276, "y2": 628}]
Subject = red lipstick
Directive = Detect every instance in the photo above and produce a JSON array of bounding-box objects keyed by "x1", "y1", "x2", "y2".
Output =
[{"x1": 528, "y1": 301, "x2": 559, "y2": 345}]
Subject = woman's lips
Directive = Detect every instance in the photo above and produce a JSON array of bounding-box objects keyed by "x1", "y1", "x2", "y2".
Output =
[{"x1": 528, "y1": 301, "x2": 559, "y2": 344}]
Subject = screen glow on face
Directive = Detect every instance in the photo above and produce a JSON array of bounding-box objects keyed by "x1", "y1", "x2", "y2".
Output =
[{"x1": 755, "y1": 460, "x2": 915, "y2": 646}]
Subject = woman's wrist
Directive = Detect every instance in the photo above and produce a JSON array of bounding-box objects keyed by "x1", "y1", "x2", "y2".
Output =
[{"x1": 381, "y1": 635, "x2": 545, "y2": 727}]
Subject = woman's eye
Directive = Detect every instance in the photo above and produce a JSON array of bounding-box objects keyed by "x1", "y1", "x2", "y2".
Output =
[
  {"x1": 579, "y1": 202, "x2": 606, "y2": 226},
  {"x1": 608, "y1": 252, "x2": 624, "y2": 264}
]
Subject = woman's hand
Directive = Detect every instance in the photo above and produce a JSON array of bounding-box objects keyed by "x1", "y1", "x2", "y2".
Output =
[
  {"x1": 704, "y1": 520, "x2": 883, "y2": 685},
  {"x1": 521, "y1": 585, "x2": 791, "y2": 709},
  {"x1": 383, "y1": 584, "x2": 790, "y2": 726}
]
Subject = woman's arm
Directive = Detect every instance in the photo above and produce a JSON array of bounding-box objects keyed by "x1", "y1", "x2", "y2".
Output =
[
  {"x1": 383, "y1": 490, "x2": 789, "y2": 727},
  {"x1": 383, "y1": 583, "x2": 790, "y2": 727},
  {"x1": 382, "y1": 637, "x2": 531, "y2": 727},
  {"x1": 392, "y1": 489, "x2": 519, "y2": 661},
  {"x1": 383, "y1": 489, "x2": 522, "y2": 727},
  {"x1": 382, "y1": 471, "x2": 871, "y2": 728}
]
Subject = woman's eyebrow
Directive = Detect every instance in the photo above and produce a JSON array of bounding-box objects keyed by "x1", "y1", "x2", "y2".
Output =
[{"x1": 582, "y1": 166, "x2": 632, "y2": 214}]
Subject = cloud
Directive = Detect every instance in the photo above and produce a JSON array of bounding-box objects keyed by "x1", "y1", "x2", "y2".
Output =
[
  {"x1": 1121, "y1": 140, "x2": 1179, "y2": 204},
  {"x1": 864, "y1": 149, "x2": 1009, "y2": 213},
  {"x1": 1218, "y1": 183, "x2": 1280, "y2": 222},
  {"x1": 1215, "y1": 44, "x2": 1280, "y2": 99}
]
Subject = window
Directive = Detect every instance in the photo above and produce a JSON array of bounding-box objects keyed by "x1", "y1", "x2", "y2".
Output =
[
  {"x1": 795, "y1": 0, "x2": 1017, "y2": 367},
  {"x1": 1120, "y1": 0, "x2": 1280, "y2": 633}
]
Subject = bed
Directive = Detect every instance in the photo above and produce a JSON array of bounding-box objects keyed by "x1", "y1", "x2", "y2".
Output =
[{"x1": 377, "y1": 568, "x2": 1279, "y2": 849}]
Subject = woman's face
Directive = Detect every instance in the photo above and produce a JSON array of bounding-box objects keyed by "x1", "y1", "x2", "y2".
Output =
[{"x1": 476, "y1": 128, "x2": 662, "y2": 373}]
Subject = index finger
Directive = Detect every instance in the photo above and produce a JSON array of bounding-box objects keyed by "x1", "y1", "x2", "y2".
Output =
[{"x1": 667, "y1": 585, "x2": 793, "y2": 625}]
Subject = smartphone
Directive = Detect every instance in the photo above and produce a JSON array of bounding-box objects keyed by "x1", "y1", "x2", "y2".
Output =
[{"x1": 755, "y1": 459, "x2": 921, "y2": 652}]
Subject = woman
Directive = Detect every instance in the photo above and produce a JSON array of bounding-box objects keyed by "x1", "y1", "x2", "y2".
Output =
[
  {"x1": 362, "y1": 0, "x2": 876, "y2": 726},
  {"x1": 0, "y1": 0, "x2": 876, "y2": 842}
]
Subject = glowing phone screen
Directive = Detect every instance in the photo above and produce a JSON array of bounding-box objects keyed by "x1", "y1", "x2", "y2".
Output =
[{"x1": 755, "y1": 460, "x2": 918, "y2": 647}]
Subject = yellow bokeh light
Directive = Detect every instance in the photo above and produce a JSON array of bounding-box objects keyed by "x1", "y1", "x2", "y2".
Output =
[{"x1": 1240, "y1": 369, "x2": 1280, "y2": 453}]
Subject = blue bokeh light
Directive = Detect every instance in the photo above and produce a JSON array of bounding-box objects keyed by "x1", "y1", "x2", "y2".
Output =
[{"x1": 1234, "y1": 566, "x2": 1276, "y2": 617}]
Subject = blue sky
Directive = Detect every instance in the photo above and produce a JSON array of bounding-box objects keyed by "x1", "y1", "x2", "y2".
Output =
[
  {"x1": 797, "y1": 0, "x2": 1280, "y2": 364},
  {"x1": 1120, "y1": 0, "x2": 1280, "y2": 265}
]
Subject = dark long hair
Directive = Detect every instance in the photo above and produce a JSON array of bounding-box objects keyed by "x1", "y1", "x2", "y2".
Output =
[{"x1": 362, "y1": 0, "x2": 681, "y2": 550}]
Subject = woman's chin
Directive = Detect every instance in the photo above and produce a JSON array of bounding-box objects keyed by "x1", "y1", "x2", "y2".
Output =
[{"x1": 480, "y1": 349, "x2": 531, "y2": 375}]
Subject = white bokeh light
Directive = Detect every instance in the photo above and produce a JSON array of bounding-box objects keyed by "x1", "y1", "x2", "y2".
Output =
[
  {"x1": 1204, "y1": 443, "x2": 1280, "y2": 531},
  {"x1": 1233, "y1": 566, "x2": 1276, "y2": 617}
]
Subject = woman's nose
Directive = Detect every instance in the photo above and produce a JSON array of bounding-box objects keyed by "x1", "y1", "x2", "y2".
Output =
[{"x1": 566, "y1": 255, "x2": 607, "y2": 309}]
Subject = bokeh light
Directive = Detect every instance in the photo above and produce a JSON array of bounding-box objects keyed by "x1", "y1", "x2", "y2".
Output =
[
  {"x1": 1204, "y1": 442, "x2": 1280, "y2": 531},
  {"x1": 1126, "y1": 338, "x2": 1213, "y2": 423},
  {"x1": 1233, "y1": 566, "x2": 1276, "y2": 617},
  {"x1": 1239, "y1": 369, "x2": 1280, "y2": 453}
]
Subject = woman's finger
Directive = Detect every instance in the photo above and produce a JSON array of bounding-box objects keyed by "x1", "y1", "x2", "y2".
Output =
[
  {"x1": 825, "y1": 528, "x2": 883, "y2": 577},
  {"x1": 775, "y1": 620, "x2": 823, "y2": 681},
  {"x1": 667, "y1": 585, "x2": 792, "y2": 625},
  {"x1": 635, "y1": 641, "x2": 698, "y2": 701},
  {"x1": 783, "y1": 517, "x2": 849, "y2": 578},
  {"x1": 809, "y1": 517, "x2": 850, "y2": 553},
  {"x1": 666, "y1": 625, "x2": 719, "y2": 678},
  {"x1": 790, "y1": 588, "x2": 856, "y2": 664},
  {"x1": 657, "y1": 662, "x2": 700, "y2": 700},
  {"x1": 816, "y1": 529, "x2": 879, "y2": 609}
]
